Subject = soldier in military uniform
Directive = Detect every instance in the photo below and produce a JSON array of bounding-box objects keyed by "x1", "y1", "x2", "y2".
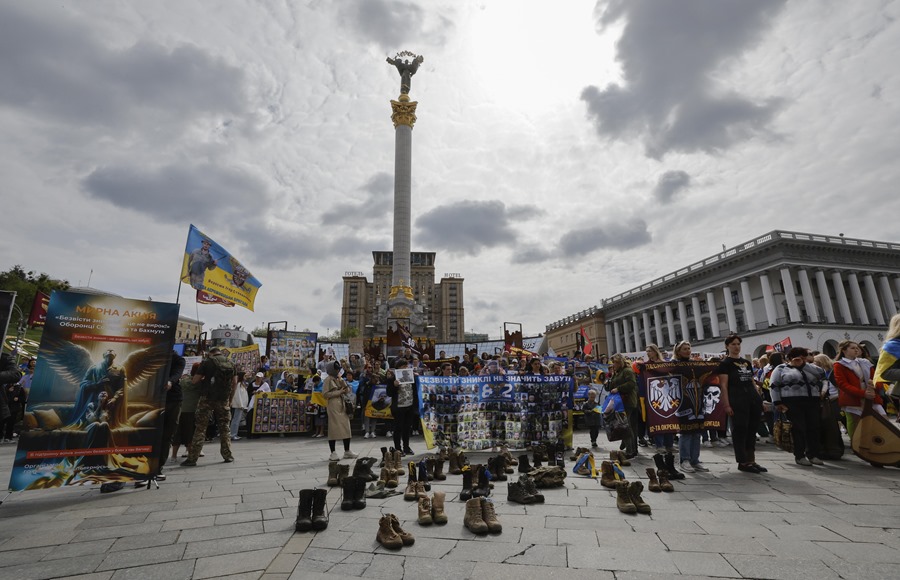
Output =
[{"x1": 182, "y1": 347, "x2": 235, "y2": 466}]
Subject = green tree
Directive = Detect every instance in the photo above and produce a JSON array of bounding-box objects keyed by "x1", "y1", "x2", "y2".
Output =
[{"x1": 0, "y1": 265, "x2": 70, "y2": 327}]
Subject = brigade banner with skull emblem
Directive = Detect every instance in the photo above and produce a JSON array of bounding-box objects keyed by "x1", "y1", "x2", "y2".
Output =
[{"x1": 642, "y1": 361, "x2": 726, "y2": 435}]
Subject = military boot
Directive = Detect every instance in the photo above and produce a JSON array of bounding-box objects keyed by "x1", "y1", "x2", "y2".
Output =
[
  {"x1": 656, "y1": 469, "x2": 675, "y2": 492},
  {"x1": 571, "y1": 446, "x2": 590, "y2": 461},
  {"x1": 393, "y1": 450, "x2": 405, "y2": 475},
  {"x1": 532, "y1": 444, "x2": 548, "y2": 464},
  {"x1": 519, "y1": 474, "x2": 544, "y2": 503},
  {"x1": 464, "y1": 498, "x2": 489, "y2": 534},
  {"x1": 507, "y1": 480, "x2": 535, "y2": 504},
  {"x1": 404, "y1": 463, "x2": 419, "y2": 501},
  {"x1": 518, "y1": 454, "x2": 532, "y2": 473},
  {"x1": 353, "y1": 475, "x2": 367, "y2": 509},
  {"x1": 376, "y1": 514, "x2": 403, "y2": 549},
  {"x1": 448, "y1": 450, "x2": 461, "y2": 475},
  {"x1": 341, "y1": 476, "x2": 357, "y2": 511},
  {"x1": 612, "y1": 450, "x2": 630, "y2": 467},
  {"x1": 294, "y1": 489, "x2": 314, "y2": 532},
  {"x1": 388, "y1": 514, "x2": 415, "y2": 545},
  {"x1": 500, "y1": 444, "x2": 518, "y2": 466},
  {"x1": 481, "y1": 497, "x2": 502, "y2": 533},
  {"x1": 386, "y1": 464, "x2": 399, "y2": 488},
  {"x1": 431, "y1": 490, "x2": 448, "y2": 524},
  {"x1": 460, "y1": 467, "x2": 474, "y2": 501},
  {"x1": 417, "y1": 460, "x2": 432, "y2": 491},
  {"x1": 432, "y1": 457, "x2": 447, "y2": 481},
  {"x1": 327, "y1": 461, "x2": 341, "y2": 487},
  {"x1": 664, "y1": 452, "x2": 685, "y2": 480},
  {"x1": 600, "y1": 460, "x2": 618, "y2": 489},
  {"x1": 489, "y1": 456, "x2": 508, "y2": 482},
  {"x1": 628, "y1": 481, "x2": 651, "y2": 514},
  {"x1": 417, "y1": 495, "x2": 433, "y2": 525},
  {"x1": 311, "y1": 488, "x2": 329, "y2": 530},
  {"x1": 379, "y1": 446, "x2": 389, "y2": 466},
  {"x1": 473, "y1": 464, "x2": 491, "y2": 497},
  {"x1": 645, "y1": 468, "x2": 661, "y2": 493},
  {"x1": 352, "y1": 457, "x2": 378, "y2": 482},
  {"x1": 423, "y1": 458, "x2": 436, "y2": 481},
  {"x1": 615, "y1": 481, "x2": 637, "y2": 514}
]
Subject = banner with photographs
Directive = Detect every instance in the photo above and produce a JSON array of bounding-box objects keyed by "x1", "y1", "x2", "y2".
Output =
[
  {"x1": 250, "y1": 391, "x2": 312, "y2": 434},
  {"x1": 418, "y1": 374, "x2": 573, "y2": 451},
  {"x1": 268, "y1": 331, "x2": 317, "y2": 377},
  {"x1": 180, "y1": 224, "x2": 262, "y2": 311},
  {"x1": 9, "y1": 291, "x2": 178, "y2": 491},
  {"x1": 224, "y1": 344, "x2": 260, "y2": 377},
  {"x1": 365, "y1": 382, "x2": 394, "y2": 419},
  {"x1": 642, "y1": 360, "x2": 725, "y2": 436}
]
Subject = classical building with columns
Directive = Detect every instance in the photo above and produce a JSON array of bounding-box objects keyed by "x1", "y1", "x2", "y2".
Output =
[{"x1": 546, "y1": 230, "x2": 900, "y2": 359}]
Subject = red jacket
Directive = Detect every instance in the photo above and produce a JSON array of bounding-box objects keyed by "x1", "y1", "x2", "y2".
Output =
[{"x1": 833, "y1": 361, "x2": 881, "y2": 407}]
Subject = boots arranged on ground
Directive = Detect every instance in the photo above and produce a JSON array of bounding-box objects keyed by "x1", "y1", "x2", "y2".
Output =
[
  {"x1": 507, "y1": 480, "x2": 536, "y2": 504},
  {"x1": 460, "y1": 466, "x2": 474, "y2": 501},
  {"x1": 295, "y1": 489, "x2": 314, "y2": 532},
  {"x1": 404, "y1": 462, "x2": 420, "y2": 501},
  {"x1": 431, "y1": 491, "x2": 448, "y2": 525},
  {"x1": 646, "y1": 468, "x2": 661, "y2": 492},
  {"x1": 664, "y1": 452, "x2": 685, "y2": 480},
  {"x1": 432, "y1": 456, "x2": 446, "y2": 480},
  {"x1": 389, "y1": 514, "x2": 414, "y2": 545},
  {"x1": 481, "y1": 497, "x2": 502, "y2": 533},
  {"x1": 473, "y1": 464, "x2": 492, "y2": 497},
  {"x1": 376, "y1": 514, "x2": 403, "y2": 549},
  {"x1": 417, "y1": 495, "x2": 433, "y2": 525},
  {"x1": 352, "y1": 457, "x2": 378, "y2": 482},
  {"x1": 599, "y1": 460, "x2": 618, "y2": 489},
  {"x1": 341, "y1": 476, "x2": 358, "y2": 511},
  {"x1": 327, "y1": 462, "x2": 349, "y2": 487},
  {"x1": 656, "y1": 469, "x2": 675, "y2": 492},
  {"x1": 517, "y1": 454, "x2": 532, "y2": 473},
  {"x1": 417, "y1": 460, "x2": 432, "y2": 491},
  {"x1": 615, "y1": 480, "x2": 637, "y2": 514},
  {"x1": 464, "y1": 497, "x2": 489, "y2": 534},
  {"x1": 311, "y1": 488, "x2": 329, "y2": 530},
  {"x1": 519, "y1": 474, "x2": 545, "y2": 503},
  {"x1": 628, "y1": 481, "x2": 651, "y2": 514}
]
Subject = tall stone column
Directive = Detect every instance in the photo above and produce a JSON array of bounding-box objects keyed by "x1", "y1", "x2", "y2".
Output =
[
  {"x1": 706, "y1": 290, "x2": 720, "y2": 338},
  {"x1": 740, "y1": 278, "x2": 757, "y2": 330},
  {"x1": 652, "y1": 307, "x2": 664, "y2": 346},
  {"x1": 846, "y1": 272, "x2": 869, "y2": 325},
  {"x1": 642, "y1": 311, "x2": 653, "y2": 347},
  {"x1": 878, "y1": 274, "x2": 897, "y2": 316},
  {"x1": 831, "y1": 270, "x2": 853, "y2": 324},
  {"x1": 863, "y1": 273, "x2": 885, "y2": 326},
  {"x1": 691, "y1": 295, "x2": 704, "y2": 341},
  {"x1": 797, "y1": 268, "x2": 818, "y2": 323},
  {"x1": 612, "y1": 320, "x2": 623, "y2": 354},
  {"x1": 759, "y1": 273, "x2": 778, "y2": 327},
  {"x1": 622, "y1": 317, "x2": 633, "y2": 353},
  {"x1": 632, "y1": 314, "x2": 643, "y2": 351},
  {"x1": 722, "y1": 285, "x2": 738, "y2": 332},
  {"x1": 780, "y1": 267, "x2": 801, "y2": 323},
  {"x1": 677, "y1": 300, "x2": 690, "y2": 342},
  {"x1": 665, "y1": 303, "x2": 676, "y2": 346},
  {"x1": 388, "y1": 94, "x2": 418, "y2": 302}
]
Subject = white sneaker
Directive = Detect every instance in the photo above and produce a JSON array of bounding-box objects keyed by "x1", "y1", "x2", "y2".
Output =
[
  {"x1": 809, "y1": 457, "x2": 824, "y2": 466},
  {"x1": 795, "y1": 457, "x2": 812, "y2": 466},
  {"x1": 702, "y1": 441, "x2": 713, "y2": 448},
  {"x1": 721, "y1": 437, "x2": 732, "y2": 446},
  {"x1": 363, "y1": 432, "x2": 370, "y2": 439},
  {"x1": 343, "y1": 450, "x2": 358, "y2": 459},
  {"x1": 692, "y1": 462, "x2": 710, "y2": 472},
  {"x1": 386, "y1": 431, "x2": 393, "y2": 437},
  {"x1": 680, "y1": 461, "x2": 695, "y2": 473},
  {"x1": 715, "y1": 439, "x2": 729, "y2": 448},
  {"x1": 329, "y1": 451, "x2": 340, "y2": 461}
]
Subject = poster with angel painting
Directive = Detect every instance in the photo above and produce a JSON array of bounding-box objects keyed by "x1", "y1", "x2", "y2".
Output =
[{"x1": 8, "y1": 291, "x2": 179, "y2": 491}]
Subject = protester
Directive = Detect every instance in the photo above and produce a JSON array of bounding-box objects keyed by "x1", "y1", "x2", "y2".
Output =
[
  {"x1": 673, "y1": 341, "x2": 708, "y2": 473},
  {"x1": 182, "y1": 347, "x2": 236, "y2": 466},
  {"x1": 874, "y1": 313, "x2": 900, "y2": 416},
  {"x1": 770, "y1": 347, "x2": 826, "y2": 466},
  {"x1": 581, "y1": 388, "x2": 602, "y2": 448},
  {"x1": 386, "y1": 358, "x2": 418, "y2": 455},
  {"x1": 833, "y1": 340, "x2": 882, "y2": 438},
  {"x1": 322, "y1": 360, "x2": 357, "y2": 461},
  {"x1": 173, "y1": 363, "x2": 202, "y2": 460},
  {"x1": 717, "y1": 334, "x2": 766, "y2": 473},
  {"x1": 813, "y1": 353, "x2": 845, "y2": 458},
  {"x1": 607, "y1": 353, "x2": 638, "y2": 459},
  {"x1": 229, "y1": 371, "x2": 249, "y2": 441}
]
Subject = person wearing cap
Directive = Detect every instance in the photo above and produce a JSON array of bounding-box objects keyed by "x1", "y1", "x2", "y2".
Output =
[{"x1": 188, "y1": 238, "x2": 217, "y2": 289}]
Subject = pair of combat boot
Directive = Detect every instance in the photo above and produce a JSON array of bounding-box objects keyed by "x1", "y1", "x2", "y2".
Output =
[
  {"x1": 351, "y1": 457, "x2": 378, "y2": 482},
  {"x1": 645, "y1": 467, "x2": 674, "y2": 492},
  {"x1": 417, "y1": 490, "x2": 448, "y2": 525},
  {"x1": 507, "y1": 474, "x2": 545, "y2": 504},
  {"x1": 326, "y1": 462, "x2": 349, "y2": 487},
  {"x1": 295, "y1": 488, "x2": 329, "y2": 532},
  {"x1": 652, "y1": 452, "x2": 685, "y2": 480},
  {"x1": 464, "y1": 497, "x2": 502, "y2": 534},
  {"x1": 339, "y1": 475, "x2": 368, "y2": 510},
  {"x1": 448, "y1": 449, "x2": 469, "y2": 475},
  {"x1": 379, "y1": 447, "x2": 407, "y2": 475},
  {"x1": 499, "y1": 444, "x2": 518, "y2": 468},
  {"x1": 376, "y1": 514, "x2": 415, "y2": 550},
  {"x1": 418, "y1": 456, "x2": 446, "y2": 482},
  {"x1": 610, "y1": 450, "x2": 631, "y2": 466},
  {"x1": 460, "y1": 464, "x2": 492, "y2": 501},
  {"x1": 615, "y1": 480, "x2": 651, "y2": 515},
  {"x1": 404, "y1": 461, "x2": 429, "y2": 501},
  {"x1": 486, "y1": 455, "x2": 510, "y2": 481}
]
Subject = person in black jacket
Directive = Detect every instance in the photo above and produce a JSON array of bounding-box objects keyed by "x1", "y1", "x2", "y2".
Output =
[
  {"x1": 0, "y1": 352, "x2": 19, "y2": 426},
  {"x1": 138, "y1": 350, "x2": 186, "y2": 486},
  {"x1": 385, "y1": 359, "x2": 418, "y2": 455}
]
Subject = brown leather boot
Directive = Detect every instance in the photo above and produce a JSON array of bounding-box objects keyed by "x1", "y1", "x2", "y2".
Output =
[
  {"x1": 600, "y1": 460, "x2": 617, "y2": 489},
  {"x1": 376, "y1": 514, "x2": 403, "y2": 549},
  {"x1": 448, "y1": 450, "x2": 461, "y2": 475},
  {"x1": 645, "y1": 468, "x2": 661, "y2": 492},
  {"x1": 657, "y1": 469, "x2": 675, "y2": 492},
  {"x1": 393, "y1": 450, "x2": 405, "y2": 476},
  {"x1": 403, "y1": 465, "x2": 418, "y2": 501},
  {"x1": 628, "y1": 481, "x2": 651, "y2": 514},
  {"x1": 327, "y1": 461, "x2": 341, "y2": 487},
  {"x1": 519, "y1": 474, "x2": 544, "y2": 503},
  {"x1": 571, "y1": 446, "x2": 590, "y2": 461},
  {"x1": 431, "y1": 490, "x2": 448, "y2": 525},
  {"x1": 500, "y1": 444, "x2": 518, "y2": 466},
  {"x1": 432, "y1": 457, "x2": 446, "y2": 481},
  {"x1": 611, "y1": 450, "x2": 630, "y2": 467},
  {"x1": 417, "y1": 495, "x2": 433, "y2": 525},
  {"x1": 464, "y1": 498, "x2": 488, "y2": 534},
  {"x1": 389, "y1": 514, "x2": 414, "y2": 545},
  {"x1": 385, "y1": 465, "x2": 399, "y2": 489},
  {"x1": 615, "y1": 481, "x2": 637, "y2": 514},
  {"x1": 481, "y1": 498, "x2": 502, "y2": 533}
]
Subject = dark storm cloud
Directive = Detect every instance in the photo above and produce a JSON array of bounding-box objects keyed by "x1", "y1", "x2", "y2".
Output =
[
  {"x1": 234, "y1": 222, "x2": 382, "y2": 269},
  {"x1": 0, "y1": 4, "x2": 246, "y2": 127},
  {"x1": 653, "y1": 170, "x2": 691, "y2": 204},
  {"x1": 321, "y1": 173, "x2": 393, "y2": 225},
  {"x1": 414, "y1": 200, "x2": 520, "y2": 255},
  {"x1": 338, "y1": 0, "x2": 451, "y2": 50},
  {"x1": 582, "y1": 0, "x2": 786, "y2": 159},
  {"x1": 511, "y1": 246, "x2": 554, "y2": 265},
  {"x1": 82, "y1": 163, "x2": 268, "y2": 222},
  {"x1": 558, "y1": 218, "x2": 652, "y2": 256}
]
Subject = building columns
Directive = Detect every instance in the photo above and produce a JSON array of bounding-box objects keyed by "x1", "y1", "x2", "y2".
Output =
[
  {"x1": 677, "y1": 300, "x2": 689, "y2": 342},
  {"x1": 722, "y1": 285, "x2": 737, "y2": 332},
  {"x1": 831, "y1": 270, "x2": 853, "y2": 324},
  {"x1": 815, "y1": 269, "x2": 836, "y2": 323},
  {"x1": 846, "y1": 272, "x2": 869, "y2": 325},
  {"x1": 665, "y1": 304, "x2": 676, "y2": 346},
  {"x1": 706, "y1": 290, "x2": 720, "y2": 337},
  {"x1": 760, "y1": 273, "x2": 778, "y2": 326},
  {"x1": 642, "y1": 311, "x2": 653, "y2": 348},
  {"x1": 691, "y1": 295, "x2": 704, "y2": 341},
  {"x1": 613, "y1": 320, "x2": 623, "y2": 354},
  {"x1": 780, "y1": 267, "x2": 801, "y2": 323},
  {"x1": 632, "y1": 314, "x2": 643, "y2": 351},
  {"x1": 797, "y1": 268, "x2": 819, "y2": 323},
  {"x1": 878, "y1": 275, "x2": 897, "y2": 317},
  {"x1": 653, "y1": 307, "x2": 664, "y2": 346},
  {"x1": 863, "y1": 273, "x2": 885, "y2": 326},
  {"x1": 740, "y1": 278, "x2": 757, "y2": 330},
  {"x1": 622, "y1": 317, "x2": 633, "y2": 353}
]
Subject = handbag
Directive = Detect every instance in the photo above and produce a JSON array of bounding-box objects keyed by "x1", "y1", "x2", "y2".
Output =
[
  {"x1": 774, "y1": 417, "x2": 793, "y2": 453},
  {"x1": 604, "y1": 411, "x2": 630, "y2": 442},
  {"x1": 343, "y1": 395, "x2": 355, "y2": 416}
]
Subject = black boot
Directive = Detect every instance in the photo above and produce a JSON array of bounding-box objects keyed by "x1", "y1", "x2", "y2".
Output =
[
  {"x1": 460, "y1": 468, "x2": 474, "y2": 501},
  {"x1": 417, "y1": 460, "x2": 432, "y2": 492},
  {"x1": 520, "y1": 474, "x2": 545, "y2": 503},
  {"x1": 295, "y1": 489, "x2": 314, "y2": 532},
  {"x1": 341, "y1": 476, "x2": 357, "y2": 511},
  {"x1": 473, "y1": 464, "x2": 492, "y2": 498},
  {"x1": 507, "y1": 480, "x2": 535, "y2": 504},
  {"x1": 664, "y1": 452, "x2": 685, "y2": 480},
  {"x1": 518, "y1": 454, "x2": 532, "y2": 473},
  {"x1": 352, "y1": 457, "x2": 378, "y2": 482},
  {"x1": 311, "y1": 488, "x2": 329, "y2": 530},
  {"x1": 653, "y1": 452, "x2": 666, "y2": 472},
  {"x1": 493, "y1": 456, "x2": 508, "y2": 481},
  {"x1": 379, "y1": 446, "x2": 389, "y2": 467},
  {"x1": 353, "y1": 475, "x2": 367, "y2": 510}
]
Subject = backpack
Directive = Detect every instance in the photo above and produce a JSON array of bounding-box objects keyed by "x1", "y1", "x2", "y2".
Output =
[{"x1": 208, "y1": 355, "x2": 235, "y2": 400}]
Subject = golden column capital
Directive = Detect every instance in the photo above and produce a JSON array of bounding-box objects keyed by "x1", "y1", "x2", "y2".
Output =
[{"x1": 391, "y1": 94, "x2": 418, "y2": 128}]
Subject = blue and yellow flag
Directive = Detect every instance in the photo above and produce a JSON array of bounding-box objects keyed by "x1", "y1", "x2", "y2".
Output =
[{"x1": 180, "y1": 225, "x2": 261, "y2": 311}]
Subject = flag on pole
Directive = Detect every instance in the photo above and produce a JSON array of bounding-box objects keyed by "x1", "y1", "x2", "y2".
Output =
[
  {"x1": 580, "y1": 326, "x2": 593, "y2": 356},
  {"x1": 180, "y1": 225, "x2": 261, "y2": 311}
]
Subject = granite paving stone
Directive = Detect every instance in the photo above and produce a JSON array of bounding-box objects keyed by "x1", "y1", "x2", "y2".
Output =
[
  {"x1": 97, "y1": 543, "x2": 187, "y2": 571},
  {"x1": 192, "y1": 548, "x2": 281, "y2": 579},
  {"x1": 183, "y1": 531, "x2": 294, "y2": 559},
  {"x1": 109, "y1": 560, "x2": 196, "y2": 580},
  {"x1": 670, "y1": 551, "x2": 741, "y2": 578},
  {"x1": 504, "y1": 543, "x2": 568, "y2": 567},
  {"x1": 1, "y1": 553, "x2": 107, "y2": 579},
  {"x1": 724, "y1": 554, "x2": 840, "y2": 580}
]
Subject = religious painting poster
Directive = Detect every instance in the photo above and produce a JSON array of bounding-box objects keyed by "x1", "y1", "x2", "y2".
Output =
[
  {"x1": 250, "y1": 391, "x2": 311, "y2": 434},
  {"x1": 8, "y1": 291, "x2": 179, "y2": 491},
  {"x1": 643, "y1": 360, "x2": 725, "y2": 436},
  {"x1": 268, "y1": 330, "x2": 317, "y2": 377},
  {"x1": 180, "y1": 224, "x2": 262, "y2": 311},
  {"x1": 418, "y1": 374, "x2": 573, "y2": 451}
]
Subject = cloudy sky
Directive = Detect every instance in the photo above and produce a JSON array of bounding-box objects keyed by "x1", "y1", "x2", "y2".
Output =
[{"x1": 2, "y1": 0, "x2": 898, "y2": 339}]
